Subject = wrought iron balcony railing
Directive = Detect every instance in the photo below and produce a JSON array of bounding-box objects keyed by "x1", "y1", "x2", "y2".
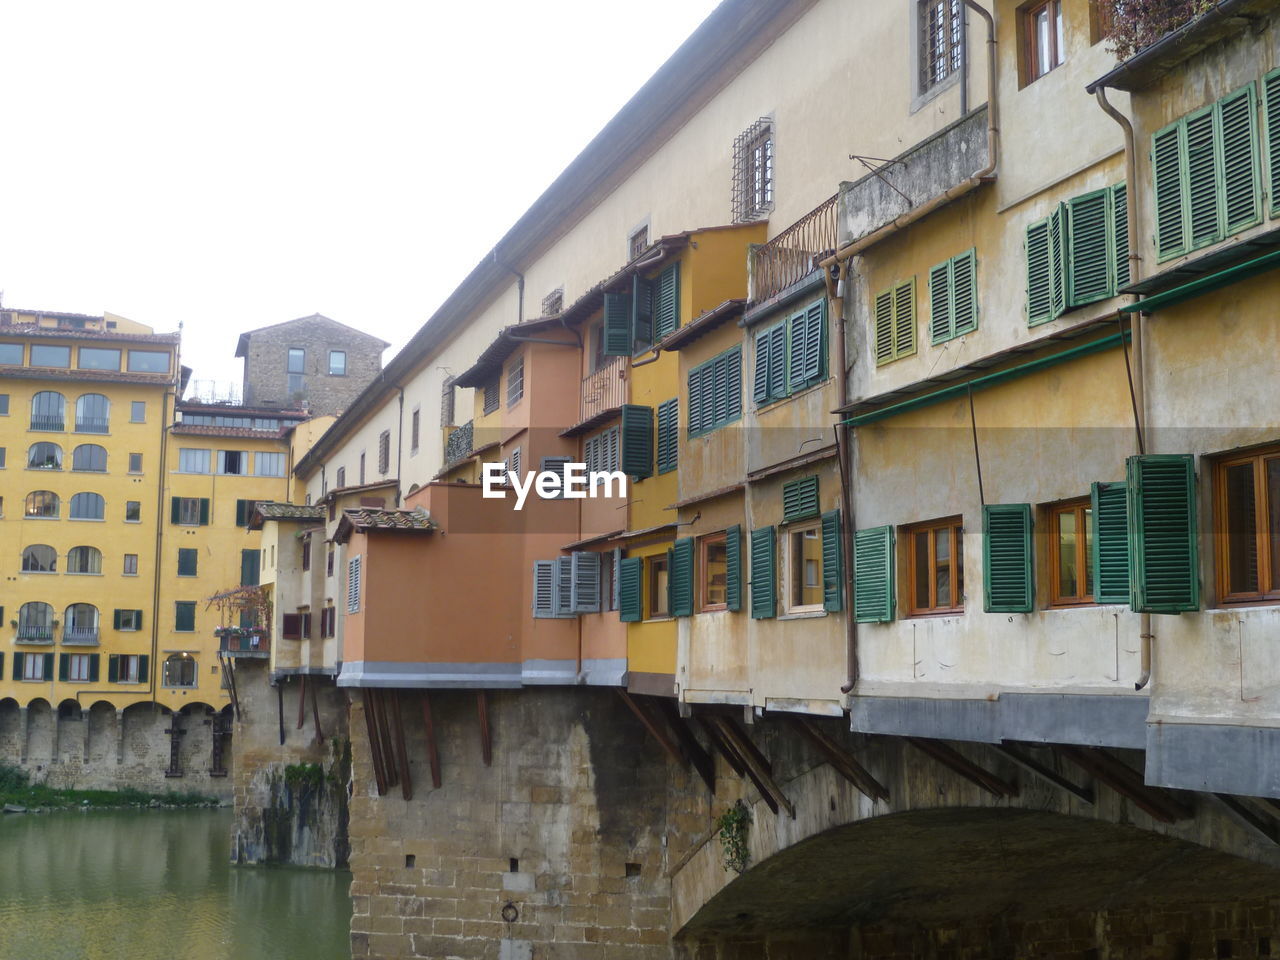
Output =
[
  {"x1": 16, "y1": 625, "x2": 55, "y2": 643},
  {"x1": 748, "y1": 194, "x2": 838, "y2": 304},
  {"x1": 29, "y1": 416, "x2": 65, "y2": 432},
  {"x1": 580, "y1": 356, "x2": 626, "y2": 424},
  {"x1": 62, "y1": 626, "x2": 100, "y2": 645},
  {"x1": 74, "y1": 418, "x2": 110, "y2": 434}
]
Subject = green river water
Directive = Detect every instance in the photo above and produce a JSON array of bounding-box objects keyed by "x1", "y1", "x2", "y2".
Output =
[{"x1": 0, "y1": 808, "x2": 352, "y2": 960}]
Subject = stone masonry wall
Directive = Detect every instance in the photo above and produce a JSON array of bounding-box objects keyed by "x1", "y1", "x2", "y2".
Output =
[
  {"x1": 242, "y1": 315, "x2": 384, "y2": 418},
  {"x1": 347, "y1": 687, "x2": 713, "y2": 960},
  {"x1": 230, "y1": 662, "x2": 351, "y2": 867}
]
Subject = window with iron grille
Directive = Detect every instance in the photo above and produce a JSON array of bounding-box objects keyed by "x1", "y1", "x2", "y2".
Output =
[
  {"x1": 507, "y1": 358, "x2": 524, "y2": 407},
  {"x1": 541, "y1": 288, "x2": 564, "y2": 316},
  {"x1": 441, "y1": 376, "x2": 456, "y2": 427},
  {"x1": 378, "y1": 430, "x2": 391, "y2": 474},
  {"x1": 732, "y1": 119, "x2": 774, "y2": 223},
  {"x1": 628, "y1": 225, "x2": 649, "y2": 261},
  {"x1": 919, "y1": 0, "x2": 962, "y2": 94}
]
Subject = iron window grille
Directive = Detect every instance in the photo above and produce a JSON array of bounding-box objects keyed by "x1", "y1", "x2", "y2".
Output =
[
  {"x1": 732, "y1": 119, "x2": 774, "y2": 223},
  {"x1": 920, "y1": 0, "x2": 962, "y2": 93}
]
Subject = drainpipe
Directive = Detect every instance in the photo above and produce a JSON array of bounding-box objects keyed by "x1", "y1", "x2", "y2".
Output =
[
  {"x1": 1094, "y1": 85, "x2": 1152, "y2": 691},
  {"x1": 826, "y1": 260, "x2": 860, "y2": 695},
  {"x1": 493, "y1": 251, "x2": 525, "y2": 325},
  {"x1": 395, "y1": 387, "x2": 405, "y2": 507},
  {"x1": 150, "y1": 387, "x2": 173, "y2": 706}
]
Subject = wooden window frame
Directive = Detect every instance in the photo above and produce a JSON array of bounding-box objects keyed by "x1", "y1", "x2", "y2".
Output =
[
  {"x1": 647, "y1": 555, "x2": 670, "y2": 620},
  {"x1": 782, "y1": 520, "x2": 825, "y2": 615},
  {"x1": 1021, "y1": 0, "x2": 1064, "y2": 86},
  {"x1": 905, "y1": 517, "x2": 965, "y2": 616},
  {"x1": 1046, "y1": 497, "x2": 1094, "y2": 607},
  {"x1": 1214, "y1": 446, "x2": 1280, "y2": 605},
  {"x1": 699, "y1": 533, "x2": 729, "y2": 612}
]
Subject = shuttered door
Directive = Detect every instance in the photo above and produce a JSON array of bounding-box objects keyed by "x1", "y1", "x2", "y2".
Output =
[
  {"x1": 725, "y1": 524, "x2": 743, "y2": 612},
  {"x1": 821, "y1": 509, "x2": 844, "y2": 612},
  {"x1": 1091, "y1": 480, "x2": 1130, "y2": 604},
  {"x1": 670, "y1": 538, "x2": 694, "y2": 617},
  {"x1": 982, "y1": 503, "x2": 1033, "y2": 613},
  {"x1": 749, "y1": 526, "x2": 776, "y2": 620},
  {"x1": 618, "y1": 557, "x2": 643, "y2": 623},
  {"x1": 853, "y1": 526, "x2": 895, "y2": 622},
  {"x1": 1126, "y1": 454, "x2": 1200, "y2": 613},
  {"x1": 603, "y1": 292, "x2": 633, "y2": 355}
]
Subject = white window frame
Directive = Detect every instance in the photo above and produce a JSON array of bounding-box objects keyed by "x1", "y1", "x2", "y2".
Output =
[
  {"x1": 68, "y1": 654, "x2": 92, "y2": 682},
  {"x1": 782, "y1": 520, "x2": 825, "y2": 615}
]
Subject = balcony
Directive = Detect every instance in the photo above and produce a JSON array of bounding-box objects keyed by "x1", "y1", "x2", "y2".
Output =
[
  {"x1": 15, "y1": 625, "x2": 54, "y2": 643},
  {"x1": 29, "y1": 416, "x2": 64, "y2": 432},
  {"x1": 62, "y1": 626, "x2": 100, "y2": 645},
  {"x1": 580, "y1": 356, "x2": 626, "y2": 424},
  {"x1": 445, "y1": 420, "x2": 474, "y2": 465},
  {"x1": 74, "y1": 418, "x2": 110, "y2": 434},
  {"x1": 217, "y1": 628, "x2": 270, "y2": 659},
  {"x1": 748, "y1": 194, "x2": 838, "y2": 304}
]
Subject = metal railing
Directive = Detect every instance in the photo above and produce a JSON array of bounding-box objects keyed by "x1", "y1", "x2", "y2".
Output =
[
  {"x1": 74, "y1": 418, "x2": 110, "y2": 434},
  {"x1": 16, "y1": 625, "x2": 54, "y2": 643},
  {"x1": 445, "y1": 420, "x2": 474, "y2": 465},
  {"x1": 29, "y1": 415, "x2": 64, "y2": 432},
  {"x1": 219, "y1": 632, "x2": 270, "y2": 656},
  {"x1": 580, "y1": 356, "x2": 626, "y2": 424},
  {"x1": 748, "y1": 193, "x2": 839, "y2": 304},
  {"x1": 62, "y1": 626, "x2": 100, "y2": 645}
]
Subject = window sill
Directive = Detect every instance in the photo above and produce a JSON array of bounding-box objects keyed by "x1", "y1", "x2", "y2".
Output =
[
  {"x1": 698, "y1": 605, "x2": 729, "y2": 615},
  {"x1": 779, "y1": 609, "x2": 826, "y2": 621},
  {"x1": 69, "y1": 518, "x2": 105, "y2": 522},
  {"x1": 66, "y1": 572, "x2": 103, "y2": 577},
  {"x1": 644, "y1": 616, "x2": 674, "y2": 623},
  {"x1": 906, "y1": 610, "x2": 965, "y2": 620}
]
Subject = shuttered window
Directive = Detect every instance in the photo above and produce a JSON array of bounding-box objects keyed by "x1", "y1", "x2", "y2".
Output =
[
  {"x1": 1127, "y1": 454, "x2": 1200, "y2": 613},
  {"x1": 571, "y1": 552, "x2": 602, "y2": 613},
  {"x1": 347, "y1": 555, "x2": 362, "y2": 613},
  {"x1": 787, "y1": 299, "x2": 827, "y2": 392},
  {"x1": 1091, "y1": 481, "x2": 1130, "y2": 604},
  {"x1": 171, "y1": 497, "x2": 210, "y2": 526},
  {"x1": 603, "y1": 291, "x2": 633, "y2": 356},
  {"x1": 654, "y1": 262, "x2": 681, "y2": 341},
  {"x1": 1265, "y1": 68, "x2": 1280, "y2": 218},
  {"x1": 1028, "y1": 184, "x2": 1128, "y2": 324},
  {"x1": 620, "y1": 405, "x2": 654, "y2": 479},
  {"x1": 532, "y1": 561, "x2": 556, "y2": 618},
  {"x1": 821, "y1": 509, "x2": 844, "y2": 612},
  {"x1": 177, "y1": 548, "x2": 198, "y2": 577},
  {"x1": 982, "y1": 503, "x2": 1033, "y2": 613},
  {"x1": 618, "y1": 556, "x2": 643, "y2": 622},
  {"x1": 753, "y1": 322, "x2": 788, "y2": 404},
  {"x1": 853, "y1": 525, "x2": 895, "y2": 622},
  {"x1": 1152, "y1": 83, "x2": 1260, "y2": 262},
  {"x1": 873, "y1": 279, "x2": 916, "y2": 365},
  {"x1": 175, "y1": 602, "x2": 196, "y2": 632},
  {"x1": 749, "y1": 526, "x2": 776, "y2": 619},
  {"x1": 725, "y1": 524, "x2": 743, "y2": 612},
  {"x1": 540, "y1": 456, "x2": 574, "y2": 498},
  {"x1": 656, "y1": 399, "x2": 679, "y2": 474},
  {"x1": 241, "y1": 548, "x2": 260, "y2": 586},
  {"x1": 584, "y1": 426, "x2": 620, "y2": 477},
  {"x1": 928, "y1": 250, "x2": 978, "y2": 343},
  {"x1": 688, "y1": 345, "x2": 742, "y2": 437},
  {"x1": 669, "y1": 537, "x2": 694, "y2": 617},
  {"x1": 782, "y1": 475, "x2": 820, "y2": 522}
]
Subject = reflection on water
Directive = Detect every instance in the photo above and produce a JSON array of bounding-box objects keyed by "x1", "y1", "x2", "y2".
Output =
[{"x1": 0, "y1": 808, "x2": 351, "y2": 960}]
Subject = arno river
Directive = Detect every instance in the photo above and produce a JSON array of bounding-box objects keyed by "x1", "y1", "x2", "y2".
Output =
[{"x1": 0, "y1": 808, "x2": 352, "y2": 960}]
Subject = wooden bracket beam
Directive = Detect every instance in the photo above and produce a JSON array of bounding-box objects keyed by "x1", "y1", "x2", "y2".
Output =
[
  {"x1": 361, "y1": 689, "x2": 387, "y2": 797},
  {"x1": 995, "y1": 742, "x2": 1093, "y2": 805},
  {"x1": 310, "y1": 678, "x2": 324, "y2": 744},
  {"x1": 391, "y1": 690, "x2": 413, "y2": 802},
  {"x1": 713, "y1": 715, "x2": 795, "y2": 819},
  {"x1": 373, "y1": 689, "x2": 400, "y2": 788},
  {"x1": 656, "y1": 698, "x2": 716, "y2": 793},
  {"x1": 1213, "y1": 793, "x2": 1280, "y2": 845},
  {"x1": 476, "y1": 691, "x2": 492, "y2": 767},
  {"x1": 617, "y1": 690, "x2": 685, "y2": 767},
  {"x1": 907, "y1": 737, "x2": 1019, "y2": 798},
  {"x1": 420, "y1": 693, "x2": 442, "y2": 789},
  {"x1": 697, "y1": 715, "x2": 747, "y2": 778},
  {"x1": 1056, "y1": 746, "x2": 1193, "y2": 823},
  {"x1": 296, "y1": 674, "x2": 307, "y2": 730},
  {"x1": 788, "y1": 717, "x2": 889, "y2": 802}
]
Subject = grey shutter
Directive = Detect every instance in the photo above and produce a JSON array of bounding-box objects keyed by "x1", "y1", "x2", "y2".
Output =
[
  {"x1": 571, "y1": 552, "x2": 602, "y2": 614},
  {"x1": 540, "y1": 456, "x2": 574, "y2": 498},
  {"x1": 554, "y1": 556, "x2": 574, "y2": 616},
  {"x1": 532, "y1": 561, "x2": 556, "y2": 618},
  {"x1": 611, "y1": 547, "x2": 623, "y2": 610}
]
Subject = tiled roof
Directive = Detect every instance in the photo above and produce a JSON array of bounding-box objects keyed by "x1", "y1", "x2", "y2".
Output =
[
  {"x1": 170, "y1": 423, "x2": 290, "y2": 439},
  {"x1": 323, "y1": 478, "x2": 400, "y2": 502},
  {"x1": 658, "y1": 298, "x2": 746, "y2": 351},
  {"x1": 0, "y1": 323, "x2": 179, "y2": 344},
  {"x1": 235, "y1": 313, "x2": 390, "y2": 356},
  {"x1": 453, "y1": 316, "x2": 574, "y2": 388},
  {"x1": 256, "y1": 503, "x2": 326, "y2": 521},
  {"x1": 176, "y1": 401, "x2": 308, "y2": 417},
  {"x1": 0, "y1": 365, "x2": 176, "y2": 386},
  {"x1": 334, "y1": 507, "x2": 435, "y2": 542}
]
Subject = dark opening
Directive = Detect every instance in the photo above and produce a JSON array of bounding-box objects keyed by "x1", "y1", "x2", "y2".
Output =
[
  {"x1": 1218, "y1": 941, "x2": 1233, "y2": 959},
  {"x1": 1259, "y1": 939, "x2": 1271, "y2": 957},
  {"x1": 1083, "y1": 950, "x2": 1100, "y2": 960},
  {"x1": 508, "y1": 858, "x2": 519, "y2": 873},
  {"x1": 625, "y1": 862, "x2": 642, "y2": 879},
  {"x1": 404, "y1": 854, "x2": 415, "y2": 869}
]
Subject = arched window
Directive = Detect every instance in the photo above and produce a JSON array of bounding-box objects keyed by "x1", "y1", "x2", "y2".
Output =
[
  {"x1": 63, "y1": 603, "x2": 99, "y2": 643},
  {"x1": 21, "y1": 544, "x2": 57, "y2": 572},
  {"x1": 67, "y1": 546, "x2": 102, "y2": 574},
  {"x1": 71, "y1": 444, "x2": 107, "y2": 472},
  {"x1": 24, "y1": 490, "x2": 60, "y2": 518},
  {"x1": 74, "y1": 394, "x2": 110, "y2": 433},
  {"x1": 162, "y1": 654, "x2": 197, "y2": 688},
  {"x1": 30, "y1": 391, "x2": 66, "y2": 431},
  {"x1": 17, "y1": 602, "x2": 54, "y2": 641},
  {"x1": 69, "y1": 493, "x2": 105, "y2": 520},
  {"x1": 27, "y1": 442, "x2": 62, "y2": 470}
]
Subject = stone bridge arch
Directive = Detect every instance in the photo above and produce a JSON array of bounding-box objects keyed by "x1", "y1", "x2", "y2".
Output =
[{"x1": 671, "y1": 728, "x2": 1280, "y2": 955}]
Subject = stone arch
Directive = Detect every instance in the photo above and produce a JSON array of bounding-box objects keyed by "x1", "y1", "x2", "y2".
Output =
[
  {"x1": 0, "y1": 698, "x2": 20, "y2": 759},
  {"x1": 86, "y1": 700, "x2": 119, "y2": 767},
  {"x1": 24, "y1": 698, "x2": 53, "y2": 765},
  {"x1": 120, "y1": 701, "x2": 162, "y2": 774}
]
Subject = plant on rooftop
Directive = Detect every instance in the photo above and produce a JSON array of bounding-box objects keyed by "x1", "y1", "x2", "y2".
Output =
[{"x1": 1100, "y1": 0, "x2": 1217, "y2": 61}]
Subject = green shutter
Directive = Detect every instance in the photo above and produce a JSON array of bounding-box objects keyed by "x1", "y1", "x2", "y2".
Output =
[
  {"x1": 1219, "y1": 83, "x2": 1260, "y2": 236},
  {"x1": 873, "y1": 288, "x2": 894, "y2": 364},
  {"x1": 241, "y1": 549, "x2": 261, "y2": 586},
  {"x1": 799, "y1": 300, "x2": 825, "y2": 385},
  {"x1": 1026, "y1": 217, "x2": 1054, "y2": 324},
  {"x1": 603, "y1": 291, "x2": 633, "y2": 355},
  {"x1": 1066, "y1": 189, "x2": 1112, "y2": 307},
  {"x1": 821, "y1": 509, "x2": 844, "y2": 612},
  {"x1": 88, "y1": 655, "x2": 99, "y2": 683},
  {"x1": 1265, "y1": 68, "x2": 1280, "y2": 218},
  {"x1": 654, "y1": 262, "x2": 680, "y2": 340},
  {"x1": 753, "y1": 328, "x2": 772, "y2": 402},
  {"x1": 170, "y1": 496, "x2": 181, "y2": 524},
  {"x1": 620, "y1": 404, "x2": 653, "y2": 479},
  {"x1": 133, "y1": 610, "x2": 143, "y2": 630},
  {"x1": 928, "y1": 260, "x2": 952, "y2": 343},
  {"x1": 787, "y1": 308, "x2": 807, "y2": 389},
  {"x1": 1091, "y1": 480, "x2": 1130, "y2": 604},
  {"x1": 750, "y1": 526, "x2": 776, "y2": 619},
  {"x1": 1127, "y1": 454, "x2": 1199, "y2": 613},
  {"x1": 725, "y1": 524, "x2": 743, "y2": 612},
  {"x1": 138, "y1": 655, "x2": 149, "y2": 684},
  {"x1": 670, "y1": 538, "x2": 694, "y2": 617},
  {"x1": 893, "y1": 279, "x2": 916, "y2": 359},
  {"x1": 983, "y1": 503, "x2": 1034, "y2": 613},
  {"x1": 618, "y1": 557, "x2": 643, "y2": 623},
  {"x1": 656, "y1": 399, "x2": 678, "y2": 474},
  {"x1": 12, "y1": 652, "x2": 22, "y2": 681},
  {"x1": 178, "y1": 548, "x2": 198, "y2": 577},
  {"x1": 175, "y1": 602, "x2": 196, "y2": 632},
  {"x1": 782, "y1": 475, "x2": 820, "y2": 522},
  {"x1": 766, "y1": 324, "x2": 786, "y2": 399},
  {"x1": 1111, "y1": 183, "x2": 1130, "y2": 290},
  {"x1": 853, "y1": 526, "x2": 895, "y2": 622},
  {"x1": 113, "y1": 610, "x2": 122, "y2": 630},
  {"x1": 235, "y1": 499, "x2": 248, "y2": 527},
  {"x1": 108, "y1": 654, "x2": 119, "y2": 683},
  {"x1": 1152, "y1": 122, "x2": 1187, "y2": 260},
  {"x1": 59, "y1": 653, "x2": 69, "y2": 682},
  {"x1": 632, "y1": 274, "x2": 654, "y2": 347},
  {"x1": 44, "y1": 653, "x2": 54, "y2": 680},
  {"x1": 1048, "y1": 206, "x2": 1066, "y2": 318},
  {"x1": 1185, "y1": 106, "x2": 1219, "y2": 249},
  {"x1": 199, "y1": 498, "x2": 211, "y2": 525},
  {"x1": 950, "y1": 250, "x2": 977, "y2": 336}
]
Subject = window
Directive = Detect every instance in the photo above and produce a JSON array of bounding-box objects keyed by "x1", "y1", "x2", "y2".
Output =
[
  {"x1": 112, "y1": 654, "x2": 145, "y2": 683},
  {"x1": 0, "y1": 447, "x2": 5, "y2": 469},
  {"x1": 1048, "y1": 499, "x2": 1094, "y2": 606},
  {"x1": 482, "y1": 376, "x2": 500, "y2": 415},
  {"x1": 123, "y1": 452, "x2": 141, "y2": 474},
  {"x1": 754, "y1": 299, "x2": 828, "y2": 402},
  {"x1": 66, "y1": 654, "x2": 93, "y2": 682},
  {"x1": 73, "y1": 394, "x2": 109, "y2": 433},
  {"x1": 919, "y1": 0, "x2": 962, "y2": 93},
  {"x1": 648, "y1": 556, "x2": 670, "y2": 619},
  {"x1": 123, "y1": 554, "x2": 139, "y2": 576},
  {"x1": 63, "y1": 605, "x2": 99, "y2": 644},
  {"x1": 347, "y1": 555, "x2": 362, "y2": 613},
  {"x1": 127, "y1": 350, "x2": 169, "y2": 373},
  {"x1": 441, "y1": 377, "x2": 456, "y2": 427},
  {"x1": 301, "y1": 536, "x2": 312, "y2": 571},
  {"x1": 178, "y1": 548, "x2": 198, "y2": 577},
  {"x1": 359, "y1": 451, "x2": 366, "y2": 485},
  {"x1": 22, "y1": 653, "x2": 48, "y2": 681},
  {"x1": 584, "y1": 426, "x2": 620, "y2": 478},
  {"x1": 1153, "y1": 83, "x2": 1260, "y2": 261},
  {"x1": 701, "y1": 533, "x2": 728, "y2": 611},
  {"x1": 17, "y1": 602, "x2": 54, "y2": 641},
  {"x1": 174, "y1": 602, "x2": 196, "y2": 632},
  {"x1": 411, "y1": 407, "x2": 420, "y2": 454},
  {"x1": 25, "y1": 490, "x2": 59, "y2": 518},
  {"x1": 928, "y1": 250, "x2": 978, "y2": 343},
  {"x1": 628, "y1": 225, "x2": 649, "y2": 261},
  {"x1": 906, "y1": 517, "x2": 964, "y2": 615},
  {"x1": 327, "y1": 546, "x2": 335, "y2": 577},
  {"x1": 784, "y1": 522, "x2": 825, "y2": 614},
  {"x1": 872, "y1": 279, "x2": 918, "y2": 366},
  {"x1": 1215, "y1": 447, "x2": 1280, "y2": 604},
  {"x1": 21, "y1": 544, "x2": 57, "y2": 573},
  {"x1": 179, "y1": 448, "x2": 211, "y2": 473},
  {"x1": 125, "y1": 501, "x2": 141, "y2": 523},
  {"x1": 688, "y1": 346, "x2": 742, "y2": 437},
  {"x1": 78, "y1": 347, "x2": 121, "y2": 371},
  {"x1": 656, "y1": 399, "x2": 678, "y2": 474},
  {"x1": 217, "y1": 450, "x2": 248, "y2": 475},
  {"x1": 67, "y1": 545, "x2": 102, "y2": 574},
  {"x1": 115, "y1": 609, "x2": 142, "y2": 631},
  {"x1": 255, "y1": 452, "x2": 285, "y2": 477},
  {"x1": 1022, "y1": 0, "x2": 1064, "y2": 84},
  {"x1": 30, "y1": 391, "x2": 65, "y2": 431},
  {"x1": 130, "y1": 401, "x2": 146, "y2": 423},
  {"x1": 335, "y1": 466, "x2": 346, "y2": 488},
  {"x1": 542, "y1": 287, "x2": 564, "y2": 316},
  {"x1": 288, "y1": 348, "x2": 306, "y2": 373},
  {"x1": 72, "y1": 444, "x2": 107, "y2": 472},
  {"x1": 507, "y1": 358, "x2": 524, "y2": 407},
  {"x1": 732, "y1": 118, "x2": 774, "y2": 222},
  {"x1": 328, "y1": 350, "x2": 347, "y2": 376},
  {"x1": 378, "y1": 431, "x2": 391, "y2": 475},
  {"x1": 31, "y1": 344, "x2": 71, "y2": 368},
  {"x1": 601, "y1": 262, "x2": 681, "y2": 355},
  {"x1": 69, "y1": 492, "x2": 105, "y2": 520},
  {"x1": 1026, "y1": 183, "x2": 1128, "y2": 325},
  {"x1": 0, "y1": 344, "x2": 21, "y2": 365},
  {"x1": 162, "y1": 653, "x2": 197, "y2": 687},
  {"x1": 172, "y1": 497, "x2": 208, "y2": 526}
]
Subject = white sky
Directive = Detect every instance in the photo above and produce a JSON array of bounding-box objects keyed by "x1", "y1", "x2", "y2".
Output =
[{"x1": 0, "y1": 0, "x2": 722, "y2": 392}]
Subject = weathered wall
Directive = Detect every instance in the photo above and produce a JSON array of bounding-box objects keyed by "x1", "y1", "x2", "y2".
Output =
[
  {"x1": 242, "y1": 314, "x2": 385, "y2": 418},
  {"x1": 229, "y1": 661, "x2": 351, "y2": 868}
]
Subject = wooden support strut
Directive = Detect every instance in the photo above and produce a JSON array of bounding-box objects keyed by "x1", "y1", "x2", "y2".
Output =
[
  {"x1": 373, "y1": 689, "x2": 400, "y2": 787},
  {"x1": 696, "y1": 714, "x2": 747, "y2": 779},
  {"x1": 907, "y1": 737, "x2": 1019, "y2": 799},
  {"x1": 994, "y1": 742, "x2": 1093, "y2": 805},
  {"x1": 115, "y1": 709, "x2": 125, "y2": 765},
  {"x1": 713, "y1": 715, "x2": 795, "y2": 819},
  {"x1": 788, "y1": 716, "x2": 889, "y2": 802},
  {"x1": 655, "y1": 697, "x2": 716, "y2": 793},
  {"x1": 296, "y1": 674, "x2": 307, "y2": 730},
  {"x1": 361, "y1": 689, "x2": 388, "y2": 796},
  {"x1": 221, "y1": 654, "x2": 242, "y2": 722},
  {"x1": 421, "y1": 693, "x2": 442, "y2": 789},
  {"x1": 616, "y1": 690, "x2": 685, "y2": 768},
  {"x1": 310, "y1": 677, "x2": 324, "y2": 744},
  {"x1": 476, "y1": 691, "x2": 492, "y2": 767},
  {"x1": 390, "y1": 690, "x2": 412, "y2": 802},
  {"x1": 276, "y1": 684, "x2": 286, "y2": 747},
  {"x1": 1056, "y1": 745, "x2": 1192, "y2": 823},
  {"x1": 1213, "y1": 793, "x2": 1280, "y2": 846}
]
